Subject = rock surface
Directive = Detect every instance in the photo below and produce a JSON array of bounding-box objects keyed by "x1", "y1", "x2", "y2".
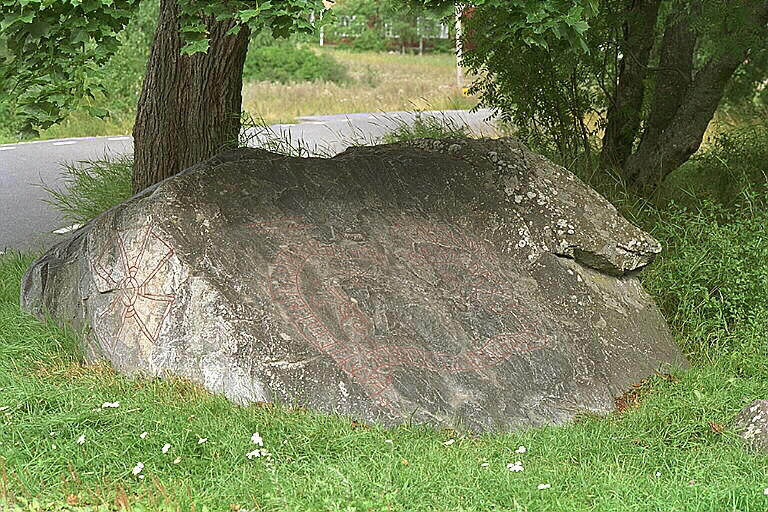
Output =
[
  {"x1": 733, "y1": 400, "x2": 768, "y2": 454},
  {"x1": 21, "y1": 138, "x2": 689, "y2": 432}
]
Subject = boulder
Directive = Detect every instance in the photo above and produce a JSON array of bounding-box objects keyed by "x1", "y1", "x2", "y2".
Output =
[
  {"x1": 21, "y1": 138, "x2": 689, "y2": 432},
  {"x1": 733, "y1": 400, "x2": 768, "y2": 454}
]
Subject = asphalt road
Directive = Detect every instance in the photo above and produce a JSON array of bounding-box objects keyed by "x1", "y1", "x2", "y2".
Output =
[{"x1": 0, "y1": 109, "x2": 496, "y2": 253}]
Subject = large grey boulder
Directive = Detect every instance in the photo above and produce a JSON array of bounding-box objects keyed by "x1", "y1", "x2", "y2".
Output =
[{"x1": 21, "y1": 138, "x2": 689, "y2": 432}]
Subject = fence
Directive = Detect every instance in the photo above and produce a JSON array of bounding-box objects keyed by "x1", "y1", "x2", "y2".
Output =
[{"x1": 320, "y1": 15, "x2": 454, "y2": 52}]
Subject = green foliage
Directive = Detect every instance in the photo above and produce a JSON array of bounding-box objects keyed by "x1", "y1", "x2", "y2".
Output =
[
  {"x1": 0, "y1": 0, "x2": 326, "y2": 136},
  {"x1": 643, "y1": 199, "x2": 768, "y2": 363},
  {"x1": 339, "y1": 26, "x2": 387, "y2": 52},
  {"x1": 175, "y1": 0, "x2": 320, "y2": 56},
  {"x1": 0, "y1": 93, "x2": 15, "y2": 141},
  {"x1": 327, "y1": 0, "x2": 452, "y2": 53},
  {"x1": 457, "y1": 0, "x2": 603, "y2": 167},
  {"x1": 41, "y1": 156, "x2": 133, "y2": 225},
  {"x1": 99, "y1": 0, "x2": 158, "y2": 112},
  {"x1": 243, "y1": 44, "x2": 349, "y2": 84},
  {"x1": 662, "y1": 126, "x2": 768, "y2": 208},
  {"x1": 0, "y1": 0, "x2": 139, "y2": 136},
  {"x1": 450, "y1": 0, "x2": 768, "y2": 177},
  {"x1": 381, "y1": 112, "x2": 470, "y2": 143}
]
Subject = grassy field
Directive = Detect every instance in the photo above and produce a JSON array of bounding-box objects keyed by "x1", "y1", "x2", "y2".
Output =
[
  {"x1": 2, "y1": 118, "x2": 768, "y2": 509},
  {"x1": 242, "y1": 50, "x2": 474, "y2": 123}
]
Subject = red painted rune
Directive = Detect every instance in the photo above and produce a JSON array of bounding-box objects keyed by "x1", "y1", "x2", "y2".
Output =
[
  {"x1": 91, "y1": 224, "x2": 177, "y2": 352},
  {"x1": 269, "y1": 223, "x2": 552, "y2": 409}
]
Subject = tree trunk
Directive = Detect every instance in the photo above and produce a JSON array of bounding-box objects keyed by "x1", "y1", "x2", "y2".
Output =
[
  {"x1": 131, "y1": 0, "x2": 250, "y2": 194},
  {"x1": 638, "y1": 6, "x2": 695, "y2": 148},
  {"x1": 624, "y1": 1, "x2": 768, "y2": 193},
  {"x1": 599, "y1": 0, "x2": 661, "y2": 170}
]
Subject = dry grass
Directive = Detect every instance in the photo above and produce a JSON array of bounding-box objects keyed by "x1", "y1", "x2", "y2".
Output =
[{"x1": 243, "y1": 49, "x2": 477, "y2": 123}]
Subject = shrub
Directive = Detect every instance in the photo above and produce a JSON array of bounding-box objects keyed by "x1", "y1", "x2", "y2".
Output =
[
  {"x1": 641, "y1": 198, "x2": 768, "y2": 361},
  {"x1": 338, "y1": 28, "x2": 387, "y2": 53},
  {"x1": 661, "y1": 126, "x2": 768, "y2": 208},
  {"x1": 243, "y1": 45, "x2": 349, "y2": 84},
  {"x1": 0, "y1": 99, "x2": 18, "y2": 143}
]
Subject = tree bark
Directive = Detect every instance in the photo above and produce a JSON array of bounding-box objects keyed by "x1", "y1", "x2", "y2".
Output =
[
  {"x1": 624, "y1": 1, "x2": 768, "y2": 193},
  {"x1": 131, "y1": 0, "x2": 250, "y2": 193},
  {"x1": 599, "y1": 0, "x2": 662, "y2": 170}
]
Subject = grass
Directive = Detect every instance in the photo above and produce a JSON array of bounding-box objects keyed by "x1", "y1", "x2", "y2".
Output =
[
  {"x1": 40, "y1": 155, "x2": 134, "y2": 225},
  {"x1": 380, "y1": 112, "x2": 472, "y2": 143},
  {"x1": 3, "y1": 119, "x2": 768, "y2": 509},
  {"x1": 242, "y1": 50, "x2": 475, "y2": 124}
]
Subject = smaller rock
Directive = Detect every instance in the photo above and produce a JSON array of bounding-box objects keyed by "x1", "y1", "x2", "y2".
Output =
[{"x1": 732, "y1": 400, "x2": 768, "y2": 454}]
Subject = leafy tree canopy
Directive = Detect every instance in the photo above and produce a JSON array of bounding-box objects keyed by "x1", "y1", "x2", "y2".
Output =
[
  {"x1": 0, "y1": 0, "x2": 324, "y2": 135},
  {"x1": 415, "y1": 0, "x2": 767, "y2": 191}
]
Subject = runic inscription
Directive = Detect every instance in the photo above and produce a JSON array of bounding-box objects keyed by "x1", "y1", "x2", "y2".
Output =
[
  {"x1": 269, "y1": 223, "x2": 552, "y2": 409},
  {"x1": 90, "y1": 224, "x2": 177, "y2": 354}
]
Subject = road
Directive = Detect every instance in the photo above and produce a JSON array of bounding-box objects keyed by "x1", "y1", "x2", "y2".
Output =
[{"x1": 0, "y1": 109, "x2": 497, "y2": 253}]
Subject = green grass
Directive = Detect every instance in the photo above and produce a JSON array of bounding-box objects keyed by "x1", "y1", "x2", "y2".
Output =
[
  {"x1": 3, "y1": 123, "x2": 768, "y2": 510},
  {"x1": 40, "y1": 156, "x2": 134, "y2": 225},
  {"x1": 380, "y1": 112, "x2": 472, "y2": 144}
]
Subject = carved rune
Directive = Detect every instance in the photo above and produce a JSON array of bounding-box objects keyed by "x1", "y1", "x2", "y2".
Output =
[{"x1": 91, "y1": 223, "x2": 176, "y2": 352}]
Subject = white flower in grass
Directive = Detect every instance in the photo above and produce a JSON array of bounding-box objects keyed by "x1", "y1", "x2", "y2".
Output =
[
  {"x1": 251, "y1": 432, "x2": 264, "y2": 446},
  {"x1": 76, "y1": 435, "x2": 86, "y2": 445},
  {"x1": 162, "y1": 443, "x2": 171, "y2": 454},
  {"x1": 480, "y1": 462, "x2": 489, "y2": 468},
  {"x1": 384, "y1": 439, "x2": 393, "y2": 445},
  {"x1": 198, "y1": 438, "x2": 208, "y2": 445},
  {"x1": 51, "y1": 444, "x2": 57, "y2": 449},
  {"x1": 515, "y1": 446, "x2": 527, "y2": 454},
  {"x1": 173, "y1": 457, "x2": 181, "y2": 464},
  {"x1": 49, "y1": 432, "x2": 56, "y2": 437},
  {"x1": 655, "y1": 471, "x2": 661, "y2": 477},
  {"x1": 507, "y1": 461, "x2": 524, "y2": 472},
  {"x1": 246, "y1": 448, "x2": 271, "y2": 459},
  {"x1": 139, "y1": 432, "x2": 148, "y2": 440},
  {"x1": 443, "y1": 439, "x2": 455, "y2": 446},
  {"x1": 101, "y1": 402, "x2": 120, "y2": 409},
  {"x1": 537, "y1": 483, "x2": 551, "y2": 490},
  {"x1": 132, "y1": 462, "x2": 144, "y2": 475},
  {"x1": 763, "y1": 488, "x2": 768, "y2": 496}
]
